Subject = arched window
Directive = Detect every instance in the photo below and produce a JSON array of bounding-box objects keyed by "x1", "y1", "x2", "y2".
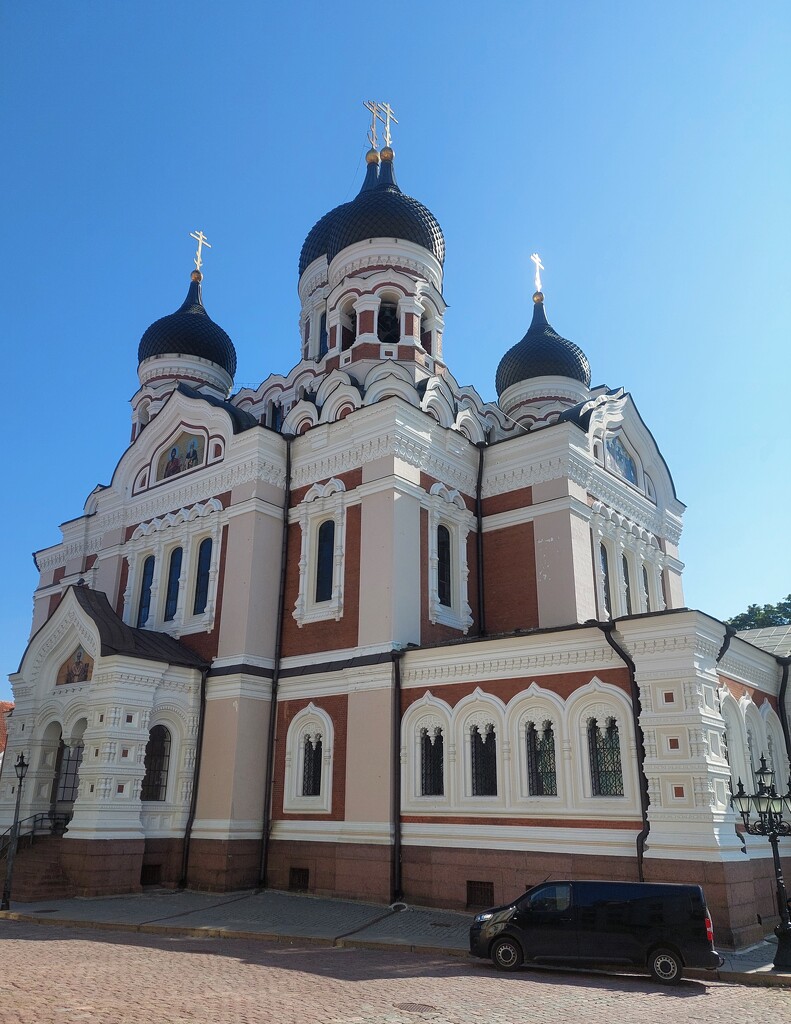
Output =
[
  {"x1": 420, "y1": 726, "x2": 444, "y2": 796},
  {"x1": 318, "y1": 312, "x2": 328, "y2": 359},
  {"x1": 315, "y1": 520, "x2": 335, "y2": 602},
  {"x1": 342, "y1": 309, "x2": 356, "y2": 351},
  {"x1": 471, "y1": 723, "x2": 497, "y2": 796},
  {"x1": 193, "y1": 538, "x2": 212, "y2": 615},
  {"x1": 622, "y1": 554, "x2": 632, "y2": 615},
  {"x1": 164, "y1": 547, "x2": 183, "y2": 621},
  {"x1": 642, "y1": 565, "x2": 651, "y2": 612},
  {"x1": 137, "y1": 555, "x2": 155, "y2": 627},
  {"x1": 302, "y1": 733, "x2": 322, "y2": 797},
  {"x1": 600, "y1": 544, "x2": 612, "y2": 618},
  {"x1": 141, "y1": 725, "x2": 171, "y2": 801},
  {"x1": 526, "y1": 721, "x2": 557, "y2": 796},
  {"x1": 437, "y1": 525, "x2": 452, "y2": 607},
  {"x1": 420, "y1": 314, "x2": 431, "y2": 355},
  {"x1": 588, "y1": 717, "x2": 624, "y2": 796},
  {"x1": 55, "y1": 741, "x2": 84, "y2": 803},
  {"x1": 377, "y1": 302, "x2": 400, "y2": 344}
]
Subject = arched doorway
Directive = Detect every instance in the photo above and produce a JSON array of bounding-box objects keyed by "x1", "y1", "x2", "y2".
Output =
[{"x1": 50, "y1": 718, "x2": 87, "y2": 823}]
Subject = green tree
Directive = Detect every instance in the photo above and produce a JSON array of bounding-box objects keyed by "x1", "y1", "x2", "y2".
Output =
[{"x1": 726, "y1": 594, "x2": 791, "y2": 631}]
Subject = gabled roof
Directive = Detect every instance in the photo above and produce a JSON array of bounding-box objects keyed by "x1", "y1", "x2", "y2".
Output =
[
  {"x1": 175, "y1": 383, "x2": 258, "y2": 433},
  {"x1": 737, "y1": 625, "x2": 791, "y2": 658}
]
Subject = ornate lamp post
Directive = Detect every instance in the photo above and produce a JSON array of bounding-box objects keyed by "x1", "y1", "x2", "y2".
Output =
[
  {"x1": 1, "y1": 752, "x2": 30, "y2": 912},
  {"x1": 732, "y1": 755, "x2": 791, "y2": 971}
]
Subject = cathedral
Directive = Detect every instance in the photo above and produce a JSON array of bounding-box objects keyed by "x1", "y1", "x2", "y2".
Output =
[{"x1": 2, "y1": 105, "x2": 789, "y2": 949}]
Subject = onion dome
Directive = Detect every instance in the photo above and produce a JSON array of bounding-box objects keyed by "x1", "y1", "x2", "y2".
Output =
[
  {"x1": 298, "y1": 148, "x2": 444, "y2": 275},
  {"x1": 495, "y1": 292, "x2": 591, "y2": 397},
  {"x1": 138, "y1": 271, "x2": 237, "y2": 377}
]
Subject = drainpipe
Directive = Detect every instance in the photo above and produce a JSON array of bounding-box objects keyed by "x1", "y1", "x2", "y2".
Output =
[
  {"x1": 180, "y1": 665, "x2": 209, "y2": 887},
  {"x1": 259, "y1": 435, "x2": 292, "y2": 888},
  {"x1": 391, "y1": 648, "x2": 405, "y2": 903},
  {"x1": 775, "y1": 656, "x2": 791, "y2": 766},
  {"x1": 597, "y1": 621, "x2": 650, "y2": 881},
  {"x1": 474, "y1": 442, "x2": 486, "y2": 637}
]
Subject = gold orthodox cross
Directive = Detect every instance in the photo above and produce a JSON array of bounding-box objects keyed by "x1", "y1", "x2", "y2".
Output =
[
  {"x1": 363, "y1": 100, "x2": 381, "y2": 150},
  {"x1": 190, "y1": 230, "x2": 212, "y2": 272},
  {"x1": 378, "y1": 101, "x2": 398, "y2": 147},
  {"x1": 531, "y1": 252, "x2": 544, "y2": 293}
]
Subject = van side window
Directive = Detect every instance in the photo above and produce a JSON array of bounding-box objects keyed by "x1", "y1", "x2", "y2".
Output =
[{"x1": 524, "y1": 883, "x2": 571, "y2": 913}]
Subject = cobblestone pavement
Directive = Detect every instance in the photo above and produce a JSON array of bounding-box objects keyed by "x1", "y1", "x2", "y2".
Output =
[{"x1": 1, "y1": 921, "x2": 789, "y2": 1024}]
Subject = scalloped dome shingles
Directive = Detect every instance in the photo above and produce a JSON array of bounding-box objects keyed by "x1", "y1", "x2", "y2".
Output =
[
  {"x1": 495, "y1": 299, "x2": 591, "y2": 396},
  {"x1": 138, "y1": 279, "x2": 237, "y2": 378},
  {"x1": 298, "y1": 158, "x2": 444, "y2": 276}
]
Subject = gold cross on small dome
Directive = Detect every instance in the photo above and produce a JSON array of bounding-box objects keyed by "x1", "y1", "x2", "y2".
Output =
[
  {"x1": 531, "y1": 252, "x2": 545, "y2": 295},
  {"x1": 190, "y1": 230, "x2": 212, "y2": 272}
]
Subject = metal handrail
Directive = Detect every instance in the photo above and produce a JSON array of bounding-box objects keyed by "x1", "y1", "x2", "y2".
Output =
[{"x1": 0, "y1": 812, "x2": 71, "y2": 860}]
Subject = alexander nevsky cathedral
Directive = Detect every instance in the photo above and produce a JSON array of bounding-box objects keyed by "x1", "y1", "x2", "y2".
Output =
[{"x1": 2, "y1": 104, "x2": 788, "y2": 949}]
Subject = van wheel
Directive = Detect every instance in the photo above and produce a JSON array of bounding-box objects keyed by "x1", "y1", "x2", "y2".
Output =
[
  {"x1": 648, "y1": 948, "x2": 683, "y2": 984},
  {"x1": 491, "y1": 937, "x2": 524, "y2": 971}
]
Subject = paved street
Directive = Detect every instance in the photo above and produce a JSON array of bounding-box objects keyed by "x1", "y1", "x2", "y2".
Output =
[{"x1": 1, "y1": 921, "x2": 789, "y2": 1024}]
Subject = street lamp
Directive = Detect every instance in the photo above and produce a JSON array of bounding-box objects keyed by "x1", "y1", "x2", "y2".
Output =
[
  {"x1": 1, "y1": 752, "x2": 29, "y2": 912},
  {"x1": 732, "y1": 755, "x2": 791, "y2": 971}
]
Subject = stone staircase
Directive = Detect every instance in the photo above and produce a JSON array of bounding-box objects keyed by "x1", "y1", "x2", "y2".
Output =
[{"x1": 2, "y1": 834, "x2": 75, "y2": 902}]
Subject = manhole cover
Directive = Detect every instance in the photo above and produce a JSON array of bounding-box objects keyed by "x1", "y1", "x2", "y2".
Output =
[{"x1": 394, "y1": 1004, "x2": 438, "y2": 1014}]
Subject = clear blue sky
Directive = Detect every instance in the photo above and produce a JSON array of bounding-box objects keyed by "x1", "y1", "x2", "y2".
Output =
[{"x1": 2, "y1": 2, "x2": 789, "y2": 701}]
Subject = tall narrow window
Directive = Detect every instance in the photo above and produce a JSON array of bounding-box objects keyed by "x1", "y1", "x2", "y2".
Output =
[
  {"x1": 377, "y1": 302, "x2": 400, "y2": 344},
  {"x1": 526, "y1": 721, "x2": 557, "y2": 796},
  {"x1": 420, "y1": 727, "x2": 444, "y2": 796},
  {"x1": 164, "y1": 547, "x2": 183, "y2": 621},
  {"x1": 342, "y1": 311, "x2": 356, "y2": 351},
  {"x1": 141, "y1": 725, "x2": 171, "y2": 801},
  {"x1": 302, "y1": 734, "x2": 322, "y2": 797},
  {"x1": 318, "y1": 312, "x2": 328, "y2": 359},
  {"x1": 437, "y1": 525, "x2": 452, "y2": 607},
  {"x1": 137, "y1": 555, "x2": 155, "y2": 627},
  {"x1": 642, "y1": 565, "x2": 651, "y2": 612},
  {"x1": 471, "y1": 724, "x2": 497, "y2": 796},
  {"x1": 622, "y1": 554, "x2": 632, "y2": 615},
  {"x1": 600, "y1": 544, "x2": 611, "y2": 618},
  {"x1": 193, "y1": 538, "x2": 212, "y2": 614},
  {"x1": 315, "y1": 520, "x2": 335, "y2": 602},
  {"x1": 55, "y1": 742, "x2": 84, "y2": 803},
  {"x1": 588, "y1": 717, "x2": 624, "y2": 796}
]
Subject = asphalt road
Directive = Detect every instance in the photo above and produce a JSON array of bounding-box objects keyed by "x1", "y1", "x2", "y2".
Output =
[{"x1": 0, "y1": 921, "x2": 788, "y2": 1024}]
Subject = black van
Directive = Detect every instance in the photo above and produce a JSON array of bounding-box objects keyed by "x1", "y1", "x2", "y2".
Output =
[{"x1": 469, "y1": 880, "x2": 721, "y2": 983}]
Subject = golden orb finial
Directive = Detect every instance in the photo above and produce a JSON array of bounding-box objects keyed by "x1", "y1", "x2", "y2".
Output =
[
  {"x1": 533, "y1": 291, "x2": 544, "y2": 303},
  {"x1": 380, "y1": 145, "x2": 394, "y2": 162},
  {"x1": 191, "y1": 270, "x2": 203, "y2": 282},
  {"x1": 365, "y1": 147, "x2": 380, "y2": 165}
]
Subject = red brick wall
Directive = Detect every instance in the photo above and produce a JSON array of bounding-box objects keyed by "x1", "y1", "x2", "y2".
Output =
[
  {"x1": 482, "y1": 521, "x2": 539, "y2": 633},
  {"x1": 482, "y1": 485, "x2": 533, "y2": 516},
  {"x1": 718, "y1": 674, "x2": 779, "y2": 712}
]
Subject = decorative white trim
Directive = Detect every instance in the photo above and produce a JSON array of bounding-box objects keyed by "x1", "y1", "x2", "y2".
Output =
[
  {"x1": 292, "y1": 478, "x2": 348, "y2": 627},
  {"x1": 283, "y1": 702, "x2": 334, "y2": 814},
  {"x1": 426, "y1": 483, "x2": 474, "y2": 633}
]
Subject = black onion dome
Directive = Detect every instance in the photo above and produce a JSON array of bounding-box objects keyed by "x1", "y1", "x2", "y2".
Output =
[
  {"x1": 138, "y1": 277, "x2": 237, "y2": 377},
  {"x1": 495, "y1": 297, "x2": 591, "y2": 397},
  {"x1": 298, "y1": 154, "x2": 444, "y2": 275}
]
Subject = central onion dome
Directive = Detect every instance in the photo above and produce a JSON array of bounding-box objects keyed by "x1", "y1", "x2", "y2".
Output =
[
  {"x1": 298, "y1": 148, "x2": 444, "y2": 275},
  {"x1": 495, "y1": 292, "x2": 591, "y2": 396},
  {"x1": 138, "y1": 271, "x2": 237, "y2": 377}
]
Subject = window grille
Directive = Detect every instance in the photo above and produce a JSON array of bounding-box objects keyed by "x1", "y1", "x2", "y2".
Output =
[
  {"x1": 164, "y1": 547, "x2": 183, "y2": 621},
  {"x1": 588, "y1": 717, "x2": 624, "y2": 796},
  {"x1": 642, "y1": 564, "x2": 651, "y2": 612},
  {"x1": 377, "y1": 302, "x2": 400, "y2": 345},
  {"x1": 622, "y1": 554, "x2": 632, "y2": 615},
  {"x1": 420, "y1": 727, "x2": 444, "y2": 796},
  {"x1": 600, "y1": 544, "x2": 611, "y2": 618},
  {"x1": 437, "y1": 525, "x2": 452, "y2": 607},
  {"x1": 466, "y1": 880, "x2": 494, "y2": 907},
  {"x1": 526, "y1": 721, "x2": 557, "y2": 796},
  {"x1": 56, "y1": 742, "x2": 84, "y2": 803},
  {"x1": 140, "y1": 863, "x2": 162, "y2": 886},
  {"x1": 193, "y1": 537, "x2": 212, "y2": 614},
  {"x1": 137, "y1": 555, "x2": 155, "y2": 627},
  {"x1": 289, "y1": 867, "x2": 310, "y2": 891},
  {"x1": 141, "y1": 725, "x2": 171, "y2": 801},
  {"x1": 302, "y1": 734, "x2": 322, "y2": 797},
  {"x1": 315, "y1": 520, "x2": 335, "y2": 602},
  {"x1": 471, "y1": 724, "x2": 497, "y2": 796}
]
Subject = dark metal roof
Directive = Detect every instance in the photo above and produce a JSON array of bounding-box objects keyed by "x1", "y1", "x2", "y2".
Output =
[
  {"x1": 495, "y1": 298, "x2": 591, "y2": 396},
  {"x1": 138, "y1": 278, "x2": 237, "y2": 377},
  {"x1": 176, "y1": 383, "x2": 258, "y2": 433},
  {"x1": 71, "y1": 585, "x2": 208, "y2": 668},
  {"x1": 298, "y1": 156, "x2": 444, "y2": 276}
]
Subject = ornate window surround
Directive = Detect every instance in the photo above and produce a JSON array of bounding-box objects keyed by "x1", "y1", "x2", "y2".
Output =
[
  {"x1": 292, "y1": 478, "x2": 348, "y2": 627},
  {"x1": 123, "y1": 499, "x2": 223, "y2": 636},
  {"x1": 591, "y1": 502, "x2": 665, "y2": 620},
  {"x1": 426, "y1": 483, "x2": 474, "y2": 634},
  {"x1": 283, "y1": 702, "x2": 334, "y2": 814}
]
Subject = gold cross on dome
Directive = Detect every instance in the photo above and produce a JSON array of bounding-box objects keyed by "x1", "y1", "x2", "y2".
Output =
[
  {"x1": 190, "y1": 230, "x2": 212, "y2": 272},
  {"x1": 363, "y1": 99, "x2": 381, "y2": 150},
  {"x1": 379, "y1": 101, "x2": 398, "y2": 147},
  {"x1": 530, "y1": 252, "x2": 544, "y2": 293}
]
